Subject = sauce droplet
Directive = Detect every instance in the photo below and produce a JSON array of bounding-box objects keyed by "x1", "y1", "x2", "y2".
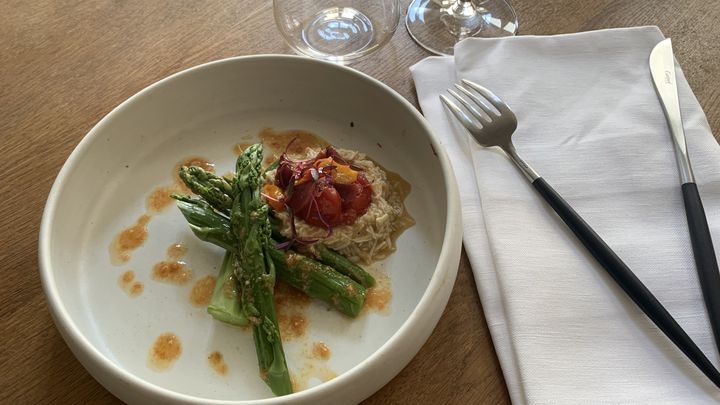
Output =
[
  {"x1": 364, "y1": 270, "x2": 392, "y2": 314},
  {"x1": 152, "y1": 243, "x2": 192, "y2": 285},
  {"x1": 109, "y1": 215, "x2": 151, "y2": 265},
  {"x1": 278, "y1": 314, "x2": 307, "y2": 340},
  {"x1": 365, "y1": 286, "x2": 392, "y2": 313},
  {"x1": 152, "y1": 260, "x2": 192, "y2": 285},
  {"x1": 312, "y1": 342, "x2": 331, "y2": 360},
  {"x1": 109, "y1": 156, "x2": 215, "y2": 267},
  {"x1": 147, "y1": 184, "x2": 183, "y2": 213},
  {"x1": 167, "y1": 243, "x2": 187, "y2": 260},
  {"x1": 208, "y1": 351, "x2": 228, "y2": 376},
  {"x1": 118, "y1": 270, "x2": 144, "y2": 297},
  {"x1": 190, "y1": 276, "x2": 216, "y2": 307},
  {"x1": 148, "y1": 332, "x2": 182, "y2": 371},
  {"x1": 274, "y1": 281, "x2": 311, "y2": 340}
]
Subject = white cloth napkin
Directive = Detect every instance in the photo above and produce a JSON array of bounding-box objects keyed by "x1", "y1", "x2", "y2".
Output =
[{"x1": 411, "y1": 26, "x2": 720, "y2": 404}]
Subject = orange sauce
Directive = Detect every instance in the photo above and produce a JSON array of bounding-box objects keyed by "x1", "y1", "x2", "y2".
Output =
[
  {"x1": 208, "y1": 351, "x2": 228, "y2": 376},
  {"x1": 167, "y1": 243, "x2": 187, "y2": 260},
  {"x1": 273, "y1": 281, "x2": 311, "y2": 341},
  {"x1": 152, "y1": 242, "x2": 192, "y2": 285},
  {"x1": 152, "y1": 261, "x2": 192, "y2": 285},
  {"x1": 312, "y1": 342, "x2": 331, "y2": 360},
  {"x1": 291, "y1": 341, "x2": 337, "y2": 391},
  {"x1": 110, "y1": 156, "x2": 214, "y2": 266},
  {"x1": 278, "y1": 314, "x2": 307, "y2": 340},
  {"x1": 146, "y1": 184, "x2": 182, "y2": 213},
  {"x1": 148, "y1": 332, "x2": 182, "y2": 371},
  {"x1": 291, "y1": 362, "x2": 337, "y2": 391},
  {"x1": 274, "y1": 279, "x2": 312, "y2": 307},
  {"x1": 190, "y1": 276, "x2": 216, "y2": 307},
  {"x1": 109, "y1": 215, "x2": 151, "y2": 265},
  {"x1": 118, "y1": 270, "x2": 144, "y2": 297},
  {"x1": 365, "y1": 286, "x2": 392, "y2": 313},
  {"x1": 386, "y1": 169, "x2": 415, "y2": 243},
  {"x1": 364, "y1": 270, "x2": 392, "y2": 314}
]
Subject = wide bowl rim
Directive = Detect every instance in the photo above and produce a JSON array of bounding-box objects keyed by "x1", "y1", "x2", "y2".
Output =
[{"x1": 38, "y1": 54, "x2": 462, "y2": 404}]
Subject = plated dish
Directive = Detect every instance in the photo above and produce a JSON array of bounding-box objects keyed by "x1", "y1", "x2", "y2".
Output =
[
  {"x1": 39, "y1": 55, "x2": 461, "y2": 404},
  {"x1": 169, "y1": 131, "x2": 415, "y2": 395}
]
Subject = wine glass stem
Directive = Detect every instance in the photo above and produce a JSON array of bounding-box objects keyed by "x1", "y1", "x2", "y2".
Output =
[
  {"x1": 442, "y1": 0, "x2": 483, "y2": 39},
  {"x1": 451, "y1": 0, "x2": 478, "y2": 18}
]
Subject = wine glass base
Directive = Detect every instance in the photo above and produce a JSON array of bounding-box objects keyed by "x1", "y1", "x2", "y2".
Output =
[
  {"x1": 300, "y1": 7, "x2": 374, "y2": 57},
  {"x1": 406, "y1": 0, "x2": 518, "y2": 56}
]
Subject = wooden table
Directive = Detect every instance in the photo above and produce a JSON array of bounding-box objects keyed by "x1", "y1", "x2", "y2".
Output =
[{"x1": 2, "y1": 1, "x2": 719, "y2": 403}]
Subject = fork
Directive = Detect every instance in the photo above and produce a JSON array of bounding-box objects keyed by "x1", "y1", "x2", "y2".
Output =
[{"x1": 441, "y1": 79, "x2": 720, "y2": 388}]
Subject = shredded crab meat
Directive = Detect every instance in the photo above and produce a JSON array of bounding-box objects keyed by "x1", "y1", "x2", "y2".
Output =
[{"x1": 266, "y1": 147, "x2": 405, "y2": 264}]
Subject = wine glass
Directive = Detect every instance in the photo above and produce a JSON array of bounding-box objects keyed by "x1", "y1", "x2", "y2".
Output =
[
  {"x1": 273, "y1": 0, "x2": 401, "y2": 64},
  {"x1": 406, "y1": 0, "x2": 518, "y2": 55}
]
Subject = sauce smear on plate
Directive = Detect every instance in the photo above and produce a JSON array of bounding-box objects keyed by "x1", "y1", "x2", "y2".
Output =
[
  {"x1": 152, "y1": 243, "x2": 192, "y2": 285},
  {"x1": 208, "y1": 351, "x2": 228, "y2": 376},
  {"x1": 274, "y1": 281, "x2": 311, "y2": 340},
  {"x1": 109, "y1": 215, "x2": 151, "y2": 265},
  {"x1": 109, "y1": 156, "x2": 214, "y2": 265},
  {"x1": 148, "y1": 332, "x2": 182, "y2": 371},
  {"x1": 190, "y1": 276, "x2": 216, "y2": 307},
  {"x1": 312, "y1": 342, "x2": 331, "y2": 360},
  {"x1": 118, "y1": 270, "x2": 144, "y2": 297}
]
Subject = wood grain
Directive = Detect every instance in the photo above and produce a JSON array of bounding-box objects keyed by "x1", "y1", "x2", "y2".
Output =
[{"x1": 1, "y1": 1, "x2": 718, "y2": 403}]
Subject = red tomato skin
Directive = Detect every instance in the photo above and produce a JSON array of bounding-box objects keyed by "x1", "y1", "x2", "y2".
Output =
[
  {"x1": 335, "y1": 175, "x2": 372, "y2": 225},
  {"x1": 287, "y1": 182, "x2": 342, "y2": 228}
]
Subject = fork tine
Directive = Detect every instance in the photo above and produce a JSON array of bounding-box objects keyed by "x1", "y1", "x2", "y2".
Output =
[
  {"x1": 453, "y1": 84, "x2": 497, "y2": 120},
  {"x1": 439, "y1": 94, "x2": 482, "y2": 133},
  {"x1": 447, "y1": 89, "x2": 491, "y2": 125},
  {"x1": 461, "y1": 79, "x2": 513, "y2": 116}
]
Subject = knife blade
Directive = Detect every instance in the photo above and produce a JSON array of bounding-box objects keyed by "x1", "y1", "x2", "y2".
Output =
[{"x1": 650, "y1": 38, "x2": 720, "y2": 353}]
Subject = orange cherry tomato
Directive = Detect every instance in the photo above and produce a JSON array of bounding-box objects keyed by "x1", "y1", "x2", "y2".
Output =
[{"x1": 261, "y1": 184, "x2": 285, "y2": 212}]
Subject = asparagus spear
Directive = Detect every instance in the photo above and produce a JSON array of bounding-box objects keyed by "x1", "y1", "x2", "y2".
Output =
[
  {"x1": 232, "y1": 144, "x2": 292, "y2": 396},
  {"x1": 206, "y1": 251, "x2": 247, "y2": 326},
  {"x1": 173, "y1": 195, "x2": 367, "y2": 317},
  {"x1": 171, "y1": 195, "x2": 234, "y2": 250},
  {"x1": 315, "y1": 244, "x2": 376, "y2": 288},
  {"x1": 179, "y1": 165, "x2": 234, "y2": 211},
  {"x1": 269, "y1": 249, "x2": 366, "y2": 316},
  {"x1": 181, "y1": 164, "x2": 377, "y2": 287}
]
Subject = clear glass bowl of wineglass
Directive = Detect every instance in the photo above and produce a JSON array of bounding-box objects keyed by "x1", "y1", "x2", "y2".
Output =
[
  {"x1": 406, "y1": 0, "x2": 518, "y2": 55},
  {"x1": 274, "y1": 0, "x2": 401, "y2": 64}
]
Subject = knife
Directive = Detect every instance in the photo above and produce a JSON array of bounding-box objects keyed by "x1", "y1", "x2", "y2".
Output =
[{"x1": 650, "y1": 38, "x2": 720, "y2": 352}]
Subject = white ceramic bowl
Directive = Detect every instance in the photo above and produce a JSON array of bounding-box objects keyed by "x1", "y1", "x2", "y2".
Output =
[{"x1": 39, "y1": 55, "x2": 462, "y2": 404}]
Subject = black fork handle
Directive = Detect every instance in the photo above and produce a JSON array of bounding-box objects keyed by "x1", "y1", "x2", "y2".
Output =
[
  {"x1": 682, "y1": 182, "x2": 720, "y2": 354},
  {"x1": 533, "y1": 177, "x2": 720, "y2": 388}
]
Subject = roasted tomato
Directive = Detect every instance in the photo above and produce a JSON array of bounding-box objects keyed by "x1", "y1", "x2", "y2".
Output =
[
  {"x1": 273, "y1": 145, "x2": 373, "y2": 229},
  {"x1": 335, "y1": 175, "x2": 372, "y2": 224},
  {"x1": 275, "y1": 162, "x2": 294, "y2": 188},
  {"x1": 287, "y1": 181, "x2": 343, "y2": 227}
]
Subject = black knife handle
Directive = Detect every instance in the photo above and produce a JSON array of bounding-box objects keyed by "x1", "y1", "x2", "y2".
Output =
[
  {"x1": 682, "y1": 182, "x2": 720, "y2": 352},
  {"x1": 532, "y1": 177, "x2": 720, "y2": 388}
]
